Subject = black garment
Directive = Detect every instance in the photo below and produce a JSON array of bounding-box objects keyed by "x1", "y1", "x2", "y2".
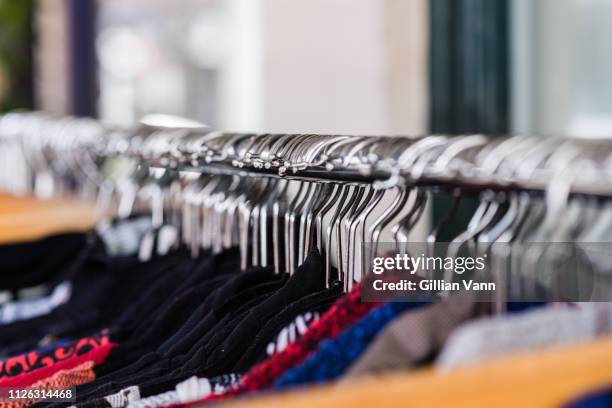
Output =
[
  {"x1": 123, "y1": 285, "x2": 340, "y2": 403},
  {"x1": 100, "y1": 248, "x2": 218, "y2": 344},
  {"x1": 233, "y1": 283, "x2": 341, "y2": 372},
  {"x1": 164, "y1": 268, "x2": 284, "y2": 357},
  {"x1": 94, "y1": 271, "x2": 282, "y2": 385},
  {"x1": 0, "y1": 233, "x2": 110, "y2": 352},
  {"x1": 70, "y1": 261, "x2": 284, "y2": 405},
  {"x1": 93, "y1": 271, "x2": 233, "y2": 377},
  {"x1": 28, "y1": 242, "x2": 336, "y2": 408},
  {"x1": 0, "y1": 232, "x2": 90, "y2": 291},
  {"x1": 194, "y1": 248, "x2": 329, "y2": 376},
  {"x1": 0, "y1": 237, "x2": 191, "y2": 355},
  {"x1": 76, "y1": 249, "x2": 335, "y2": 407},
  {"x1": 123, "y1": 266, "x2": 296, "y2": 384}
]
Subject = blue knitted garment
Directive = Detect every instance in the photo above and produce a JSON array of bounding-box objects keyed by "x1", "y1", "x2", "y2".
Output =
[
  {"x1": 272, "y1": 300, "x2": 427, "y2": 389},
  {"x1": 564, "y1": 388, "x2": 612, "y2": 408}
]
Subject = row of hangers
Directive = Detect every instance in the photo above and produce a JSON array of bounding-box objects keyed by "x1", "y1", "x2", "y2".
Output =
[{"x1": 1, "y1": 112, "x2": 612, "y2": 301}]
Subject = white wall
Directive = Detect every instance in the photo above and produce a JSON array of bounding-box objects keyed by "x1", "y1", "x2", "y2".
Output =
[
  {"x1": 260, "y1": 0, "x2": 389, "y2": 134},
  {"x1": 220, "y1": 0, "x2": 428, "y2": 136},
  {"x1": 512, "y1": 0, "x2": 612, "y2": 137}
]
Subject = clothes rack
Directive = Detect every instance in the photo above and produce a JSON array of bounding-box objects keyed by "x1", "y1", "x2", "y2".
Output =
[
  {"x1": 2, "y1": 112, "x2": 612, "y2": 408},
  {"x1": 1, "y1": 113, "x2": 611, "y2": 197}
]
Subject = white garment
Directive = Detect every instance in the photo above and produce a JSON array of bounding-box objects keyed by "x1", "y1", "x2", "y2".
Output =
[{"x1": 437, "y1": 303, "x2": 612, "y2": 370}]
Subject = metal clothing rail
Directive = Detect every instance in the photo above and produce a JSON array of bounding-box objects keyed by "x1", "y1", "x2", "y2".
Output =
[
  {"x1": 107, "y1": 123, "x2": 612, "y2": 198},
  {"x1": 2, "y1": 112, "x2": 612, "y2": 197}
]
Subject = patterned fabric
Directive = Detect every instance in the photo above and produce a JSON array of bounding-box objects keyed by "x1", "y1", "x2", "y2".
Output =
[
  {"x1": 0, "y1": 282, "x2": 72, "y2": 325},
  {"x1": 0, "y1": 361, "x2": 96, "y2": 408},
  {"x1": 124, "y1": 374, "x2": 242, "y2": 408},
  {"x1": 0, "y1": 333, "x2": 110, "y2": 378},
  {"x1": 212, "y1": 284, "x2": 379, "y2": 401},
  {"x1": 265, "y1": 312, "x2": 320, "y2": 356},
  {"x1": 105, "y1": 386, "x2": 141, "y2": 408},
  {"x1": 272, "y1": 300, "x2": 426, "y2": 388},
  {"x1": 0, "y1": 341, "x2": 115, "y2": 388},
  {"x1": 127, "y1": 391, "x2": 177, "y2": 408},
  {"x1": 197, "y1": 374, "x2": 241, "y2": 397}
]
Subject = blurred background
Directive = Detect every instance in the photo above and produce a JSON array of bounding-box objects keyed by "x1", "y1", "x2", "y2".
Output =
[{"x1": 2, "y1": 0, "x2": 612, "y2": 137}]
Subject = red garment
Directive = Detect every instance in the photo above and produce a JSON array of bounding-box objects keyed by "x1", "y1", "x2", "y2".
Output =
[
  {"x1": 0, "y1": 340, "x2": 115, "y2": 388},
  {"x1": 174, "y1": 284, "x2": 379, "y2": 408},
  {"x1": 0, "y1": 333, "x2": 110, "y2": 378}
]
